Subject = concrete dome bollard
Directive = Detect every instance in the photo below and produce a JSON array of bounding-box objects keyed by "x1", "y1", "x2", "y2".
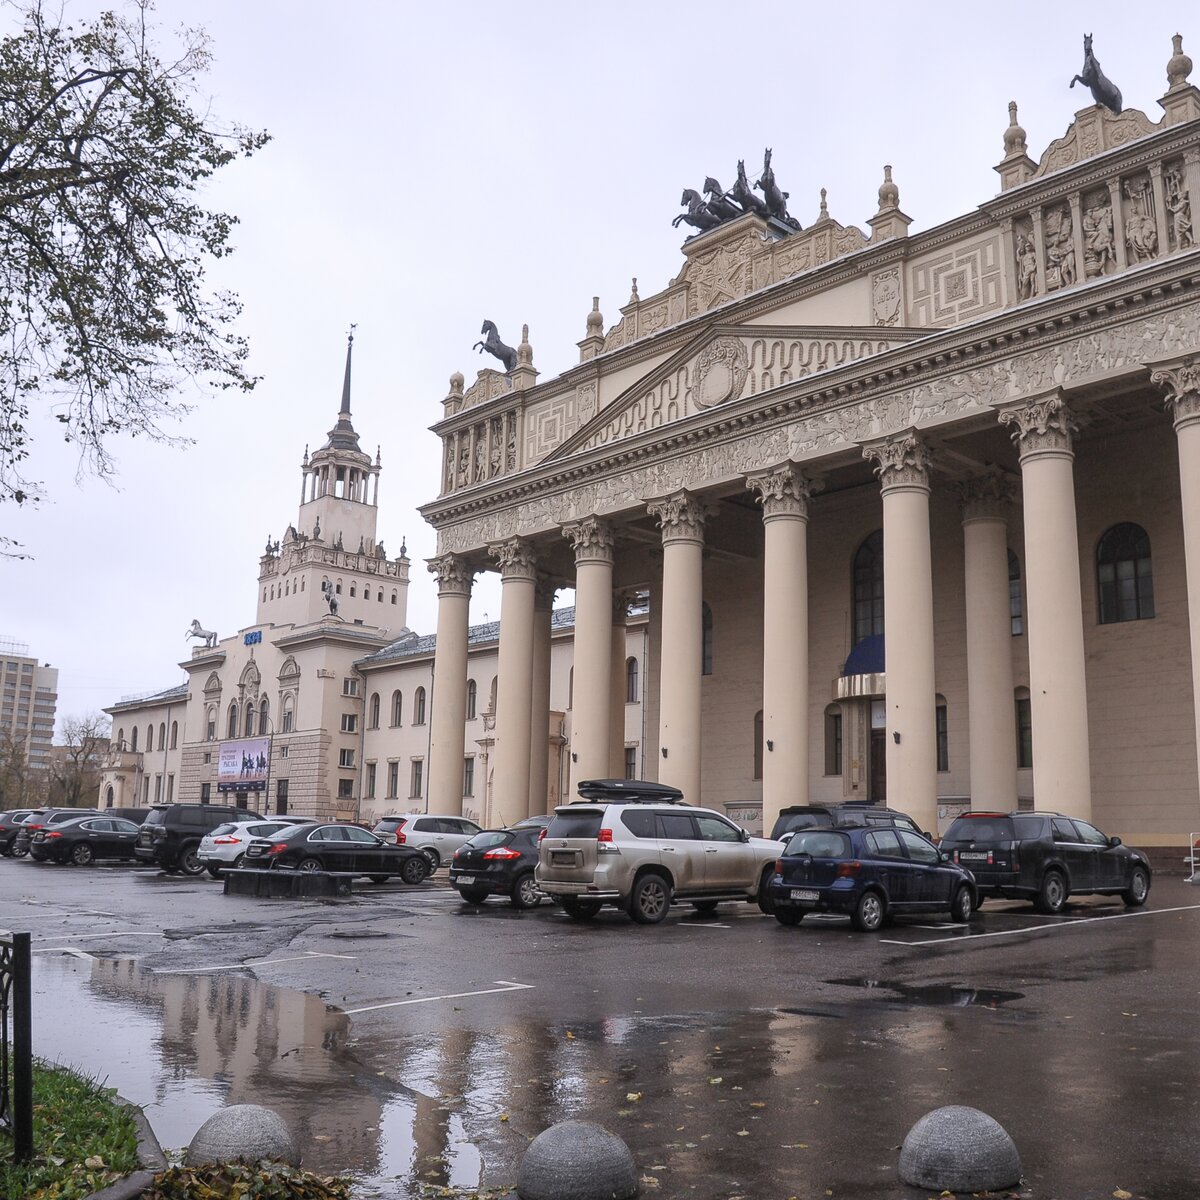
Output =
[
  {"x1": 899, "y1": 1105, "x2": 1021, "y2": 1192},
  {"x1": 185, "y1": 1104, "x2": 301, "y2": 1168},
  {"x1": 516, "y1": 1119, "x2": 639, "y2": 1200}
]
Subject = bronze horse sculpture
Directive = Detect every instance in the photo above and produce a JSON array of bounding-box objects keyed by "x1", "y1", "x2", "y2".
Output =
[
  {"x1": 473, "y1": 320, "x2": 518, "y2": 373},
  {"x1": 755, "y1": 147, "x2": 801, "y2": 230},
  {"x1": 1071, "y1": 33, "x2": 1122, "y2": 113},
  {"x1": 732, "y1": 159, "x2": 770, "y2": 219},
  {"x1": 672, "y1": 188, "x2": 722, "y2": 233},
  {"x1": 703, "y1": 177, "x2": 743, "y2": 222}
]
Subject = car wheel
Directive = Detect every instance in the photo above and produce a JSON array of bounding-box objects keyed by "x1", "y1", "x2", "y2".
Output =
[
  {"x1": 560, "y1": 897, "x2": 601, "y2": 921},
  {"x1": 400, "y1": 855, "x2": 429, "y2": 885},
  {"x1": 629, "y1": 872, "x2": 672, "y2": 925},
  {"x1": 510, "y1": 872, "x2": 540, "y2": 910},
  {"x1": 296, "y1": 857, "x2": 324, "y2": 873},
  {"x1": 756, "y1": 867, "x2": 776, "y2": 915},
  {"x1": 692, "y1": 900, "x2": 720, "y2": 915},
  {"x1": 230, "y1": 853, "x2": 245, "y2": 871},
  {"x1": 178, "y1": 844, "x2": 205, "y2": 876},
  {"x1": 851, "y1": 890, "x2": 885, "y2": 932},
  {"x1": 950, "y1": 885, "x2": 973, "y2": 923},
  {"x1": 774, "y1": 908, "x2": 803, "y2": 927},
  {"x1": 205, "y1": 864, "x2": 223, "y2": 879},
  {"x1": 11, "y1": 844, "x2": 28, "y2": 859},
  {"x1": 1122, "y1": 866, "x2": 1150, "y2": 907},
  {"x1": 369, "y1": 874, "x2": 390, "y2": 884},
  {"x1": 421, "y1": 848, "x2": 440, "y2": 871},
  {"x1": 459, "y1": 886, "x2": 490, "y2": 905},
  {"x1": 70, "y1": 843, "x2": 94, "y2": 867},
  {"x1": 1034, "y1": 869, "x2": 1067, "y2": 914}
]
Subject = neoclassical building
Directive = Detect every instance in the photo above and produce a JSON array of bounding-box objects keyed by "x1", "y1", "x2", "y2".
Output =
[{"x1": 416, "y1": 37, "x2": 1200, "y2": 859}]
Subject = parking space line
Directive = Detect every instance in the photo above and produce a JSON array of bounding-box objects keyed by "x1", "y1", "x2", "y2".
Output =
[
  {"x1": 881, "y1": 902, "x2": 1200, "y2": 946},
  {"x1": 37, "y1": 931, "x2": 164, "y2": 942},
  {"x1": 678, "y1": 923, "x2": 732, "y2": 930},
  {"x1": 156, "y1": 950, "x2": 357, "y2": 974},
  {"x1": 343, "y1": 980, "x2": 534, "y2": 1015},
  {"x1": 32, "y1": 948, "x2": 96, "y2": 960}
]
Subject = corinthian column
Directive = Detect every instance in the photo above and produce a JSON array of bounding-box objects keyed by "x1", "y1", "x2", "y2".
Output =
[
  {"x1": 647, "y1": 490, "x2": 706, "y2": 803},
  {"x1": 996, "y1": 390, "x2": 1091, "y2": 819},
  {"x1": 528, "y1": 578, "x2": 557, "y2": 818},
  {"x1": 427, "y1": 555, "x2": 474, "y2": 814},
  {"x1": 489, "y1": 538, "x2": 538, "y2": 827},
  {"x1": 747, "y1": 463, "x2": 815, "y2": 837},
  {"x1": 862, "y1": 431, "x2": 937, "y2": 833},
  {"x1": 958, "y1": 473, "x2": 1018, "y2": 809},
  {"x1": 562, "y1": 517, "x2": 614, "y2": 782},
  {"x1": 1152, "y1": 355, "x2": 1200, "y2": 809}
]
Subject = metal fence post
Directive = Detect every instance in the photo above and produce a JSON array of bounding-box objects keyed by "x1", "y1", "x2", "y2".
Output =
[{"x1": 11, "y1": 932, "x2": 31, "y2": 1163}]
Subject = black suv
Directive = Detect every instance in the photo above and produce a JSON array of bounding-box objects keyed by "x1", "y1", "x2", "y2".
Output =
[
  {"x1": 939, "y1": 811, "x2": 1152, "y2": 913},
  {"x1": 134, "y1": 803, "x2": 261, "y2": 875},
  {"x1": 0, "y1": 809, "x2": 41, "y2": 856},
  {"x1": 770, "y1": 803, "x2": 927, "y2": 842},
  {"x1": 12, "y1": 807, "x2": 94, "y2": 857}
]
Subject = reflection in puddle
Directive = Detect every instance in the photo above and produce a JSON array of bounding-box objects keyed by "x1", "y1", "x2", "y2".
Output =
[
  {"x1": 31, "y1": 956, "x2": 480, "y2": 1197},
  {"x1": 825, "y1": 976, "x2": 1025, "y2": 1007}
]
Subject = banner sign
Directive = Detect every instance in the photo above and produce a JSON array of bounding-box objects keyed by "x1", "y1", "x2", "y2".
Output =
[{"x1": 217, "y1": 737, "x2": 270, "y2": 793}]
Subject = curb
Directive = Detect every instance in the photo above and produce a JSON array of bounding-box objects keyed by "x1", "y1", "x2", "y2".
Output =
[{"x1": 86, "y1": 1095, "x2": 167, "y2": 1200}]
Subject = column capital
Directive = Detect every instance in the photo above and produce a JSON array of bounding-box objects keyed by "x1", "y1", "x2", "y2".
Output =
[
  {"x1": 533, "y1": 575, "x2": 561, "y2": 612},
  {"x1": 427, "y1": 554, "x2": 474, "y2": 597},
  {"x1": 562, "y1": 516, "x2": 615, "y2": 564},
  {"x1": 489, "y1": 537, "x2": 539, "y2": 581},
  {"x1": 647, "y1": 489, "x2": 707, "y2": 545},
  {"x1": 861, "y1": 429, "x2": 931, "y2": 494},
  {"x1": 745, "y1": 462, "x2": 821, "y2": 521},
  {"x1": 957, "y1": 470, "x2": 1018, "y2": 524},
  {"x1": 613, "y1": 589, "x2": 636, "y2": 624},
  {"x1": 995, "y1": 389, "x2": 1077, "y2": 461},
  {"x1": 1150, "y1": 353, "x2": 1200, "y2": 431}
]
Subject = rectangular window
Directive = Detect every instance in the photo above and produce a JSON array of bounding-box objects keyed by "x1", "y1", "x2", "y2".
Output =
[
  {"x1": 280, "y1": 744, "x2": 289, "y2": 760},
  {"x1": 410, "y1": 759, "x2": 423, "y2": 799},
  {"x1": 463, "y1": 756, "x2": 474, "y2": 796},
  {"x1": 339, "y1": 748, "x2": 355, "y2": 768},
  {"x1": 200, "y1": 782, "x2": 211, "y2": 803},
  {"x1": 166, "y1": 774, "x2": 174, "y2": 803},
  {"x1": 341, "y1": 713, "x2": 358, "y2": 733},
  {"x1": 366, "y1": 763, "x2": 376, "y2": 799},
  {"x1": 202, "y1": 751, "x2": 211, "y2": 765},
  {"x1": 342, "y1": 678, "x2": 359, "y2": 697},
  {"x1": 276, "y1": 778, "x2": 289, "y2": 814},
  {"x1": 624, "y1": 746, "x2": 637, "y2": 780},
  {"x1": 337, "y1": 778, "x2": 354, "y2": 799},
  {"x1": 824, "y1": 708, "x2": 843, "y2": 776},
  {"x1": 206, "y1": 720, "x2": 216, "y2": 741},
  {"x1": 282, "y1": 709, "x2": 294, "y2": 733},
  {"x1": 936, "y1": 704, "x2": 949, "y2": 773},
  {"x1": 1016, "y1": 697, "x2": 1033, "y2": 769},
  {"x1": 387, "y1": 761, "x2": 399, "y2": 799}
]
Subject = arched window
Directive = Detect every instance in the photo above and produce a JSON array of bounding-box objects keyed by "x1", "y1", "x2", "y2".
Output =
[
  {"x1": 105, "y1": 785, "x2": 114, "y2": 809},
  {"x1": 753, "y1": 710, "x2": 763, "y2": 780},
  {"x1": 414, "y1": 686, "x2": 426, "y2": 725},
  {"x1": 701, "y1": 603, "x2": 713, "y2": 676},
  {"x1": 853, "y1": 530, "x2": 884, "y2": 644},
  {"x1": 130, "y1": 726, "x2": 138, "y2": 752},
  {"x1": 258, "y1": 700, "x2": 270, "y2": 736},
  {"x1": 227, "y1": 704, "x2": 238, "y2": 739},
  {"x1": 244, "y1": 702, "x2": 256, "y2": 737},
  {"x1": 263, "y1": 588, "x2": 267, "y2": 602},
  {"x1": 350, "y1": 584, "x2": 357, "y2": 598},
  {"x1": 489, "y1": 676, "x2": 498, "y2": 713},
  {"x1": 281, "y1": 701, "x2": 294, "y2": 734},
  {"x1": 391, "y1": 690, "x2": 403, "y2": 726},
  {"x1": 1097, "y1": 523, "x2": 1155, "y2": 623},
  {"x1": 269, "y1": 585, "x2": 274, "y2": 600},
  {"x1": 824, "y1": 704, "x2": 843, "y2": 776},
  {"x1": 158, "y1": 722, "x2": 166, "y2": 750},
  {"x1": 1015, "y1": 686, "x2": 1032, "y2": 769},
  {"x1": 335, "y1": 579, "x2": 343, "y2": 594},
  {"x1": 626, "y1": 657, "x2": 639, "y2": 703},
  {"x1": 146, "y1": 725, "x2": 154, "y2": 753},
  {"x1": 935, "y1": 694, "x2": 949, "y2": 772},
  {"x1": 116, "y1": 727, "x2": 124, "y2": 749},
  {"x1": 391, "y1": 590, "x2": 398, "y2": 605},
  {"x1": 170, "y1": 721, "x2": 178, "y2": 750},
  {"x1": 377, "y1": 589, "x2": 384, "y2": 602},
  {"x1": 466, "y1": 679, "x2": 477, "y2": 720},
  {"x1": 369, "y1": 692, "x2": 380, "y2": 729},
  {"x1": 1008, "y1": 550, "x2": 1024, "y2": 636},
  {"x1": 301, "y1": 577, "x2": 305, "y2": 591}
]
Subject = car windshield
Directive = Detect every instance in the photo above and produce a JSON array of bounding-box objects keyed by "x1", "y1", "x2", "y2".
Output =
[
  {"x1": 464, "y1": 831, "x2": 511, "y2": 850},
  {"x1": 784, "y1": 830, "x2": 852, "y2": 858},
  {"x1": 546, "y1": 810, "x2": 604, "y2": 839},
  {"x1": 943, "y1": 816, "x2": 1014, "y2": 842}
]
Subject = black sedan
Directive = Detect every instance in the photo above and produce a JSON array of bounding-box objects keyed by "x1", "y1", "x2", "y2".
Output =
[
  {"x1": 243, "y1": 822, "x2": 430, "y2": 883},
  {"x1": 29, "y1": 816, "x2": 141, "y2": 866},
  {"x1": 769, "y1": 826, "x2": 977, "y2": 932},
  {"x1": 449, "y1": 827, "x2": 545, "y2": 908}
]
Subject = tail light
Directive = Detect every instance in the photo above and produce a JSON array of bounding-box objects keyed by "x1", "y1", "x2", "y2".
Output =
[
  {"x1": 395, "y1": 831, "x2": 406, "y2": 844},
  {"x1": 484, "y1": 847, "x2": 522, "y2": 861},
  {"x1": 213, "y1": 836, "x2": 240, "y2": 845},
  {"x1": 267, "y1": 842, "x2": 289, "y2": 856},
  {"x1": 952, "y1": 850, "x2": 960, "y2": 863},
  {"x1": 774, "y1": 859, "x2": 783, "y2": 875},
  {"x1": 45, "y1": 831, "x2": 62, "y2": 839},
  {"x1": 597, "y1": 828, "x2": 613, "y2": 843},
  {"x1": 836, "y1": 861, "x2": 862, "y2": 878},
  {"x1": 537, "y1": 829, "x2": 547, "y2": 842}
]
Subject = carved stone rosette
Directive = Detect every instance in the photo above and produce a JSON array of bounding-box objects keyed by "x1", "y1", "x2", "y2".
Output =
[
  {"x1": 745, "y1": 462, "x2": 818, "y2": 522},
  {"x1": 488, "y1": 537, "x2": 539, "y2": 582},
  {"x1": 1151, "y1": 354, "x2": 1200, "y2": 431},
  {"x1": 427, "y1": 553, "x2": 474, "y2": 597},
  {"x1": 562, "y1": 516, "x2": 615, "y2": 564},
  {"x1": 646, "y1": 489, "x2": 707, "y2": 545},
  {"x1": 861, "y1": 430, "x2": 931, "y2": 494},
  {"x1": 995, "y1": 391, "x2": 1077, "y2": 461},
  {"x1": 957, "y1": 470, "x2": 1018, "y2": 523}
]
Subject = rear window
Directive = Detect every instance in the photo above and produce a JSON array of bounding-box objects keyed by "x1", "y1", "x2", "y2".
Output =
[
  {"x1": 142, "y1": 809, "x2": 166, "y2": 826},
  {"x1": 771, "y1": 812, "x2": 827, "y2": 839},
  {"x1": 465, "y1": 831, "x2": 511, "y2": 850},
  {"x1": 209, "y1": 823, "x2": 238, "y2": 837},
  {"x1": 374, "y1": 818, "x2": 406, "y2": 831},
  {"x1": 943, "y1": 816, "x2": 1014, "y2": 842},
  {"x1": 785, "y1": 830, "x2": 852, "y2": 858},
  {"x1": 546, "y1": 810, "x2": 604, "y2": 840}
]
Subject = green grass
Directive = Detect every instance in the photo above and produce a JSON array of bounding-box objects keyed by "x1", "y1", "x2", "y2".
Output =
[{"x1": 0, "y1": 1060, "x2": 140, "y2": 1200}]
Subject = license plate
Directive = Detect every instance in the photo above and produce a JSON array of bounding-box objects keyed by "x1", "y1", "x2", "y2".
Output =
[
  {"x1": 456, "y1": 875, "x2": 475, "y2": 885},
  {"x1": 32, "y1": 833, "x2": 44, "y2": 842},
  {"x1": 790, "y1": 889, "x2": 819, "y2": 902},
  {"x1": 959, "y1": 852, "x2": 989, "y2": 861},
  {"x1": 551, "y1": 851, "x2": 575, "y2": 865}
]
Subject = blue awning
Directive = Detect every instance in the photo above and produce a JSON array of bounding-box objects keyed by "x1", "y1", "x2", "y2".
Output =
[{"x1": 843, "y1": 634, "x2": 884, "y2": 677}]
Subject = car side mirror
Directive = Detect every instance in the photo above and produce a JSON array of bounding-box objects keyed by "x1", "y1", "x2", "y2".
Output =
[
  {"x1": 1108, "y1": 835, "x2": 1122, "y2": 847},
  {"x1": 940, "y1": 850, "x2": 951, "y2": 862},
  {"x1": 740, "y1": 828, "x2": 750, "y2": 843}
]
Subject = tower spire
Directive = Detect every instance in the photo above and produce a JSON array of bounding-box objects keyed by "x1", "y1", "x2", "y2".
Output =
[
  {"x1": 322, "y1": 325, "x2": 362, "y2": 452},
  {"x1": 340, "y1": 324, "x2": 355, "y2": 416}
]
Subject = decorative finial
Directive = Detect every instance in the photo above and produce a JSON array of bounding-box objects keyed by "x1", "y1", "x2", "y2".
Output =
[
  {"x1": 302, "y1": 443, "x2": 309, "y2": 466},
  {"x1": 818, "y1": 188, "x2": 829, "y2": 220},
  {"x1": 1003, "y1": 100, "x2": 1028, "y2": 156},
  {"x1": 517, "y1": 323, "x2": 533, "y2": 368},
  {"x1": 877, "y1": 164, "x2": 899, "y2": 211},
  {"x1": 400, "y1": 537, "x2": 407, "y2": 557},
  {"x1": 1168, "y1": 33, "x2": 1193, "y2": 89},
  {"x1": 586, "y1": 295, "x2": 604, "y2": 336},
  {"x1": 338, "y1": 326, "x2": 355, "y2": 416},
  {"x1": 347, "y1": 322, "x2": 357, "y2": 345},
  {"x1": 628, "y1": 277, "x2": 640, "y2": 304},
  {"x1": 375, "y1": 444, "x2": 381, "y2": 467},
  {"x1": 449, "y1": 371, "x2": 464, "y2": 395}
]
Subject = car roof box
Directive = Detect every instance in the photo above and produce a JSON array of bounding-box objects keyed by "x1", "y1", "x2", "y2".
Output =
[{"x1": 575, "y1": 778, "x2": 685, "y2": 804}]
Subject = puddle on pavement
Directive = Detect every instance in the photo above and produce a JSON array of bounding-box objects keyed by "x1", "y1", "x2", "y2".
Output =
[
  {"x1": 30, "y1": 955, "x2": 481, "y2": 1197},
  {"x1": 825, "y1": 976, "x2": 1025, "y2": 1007}
]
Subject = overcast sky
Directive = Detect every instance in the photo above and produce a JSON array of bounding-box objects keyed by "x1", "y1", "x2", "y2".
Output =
[{"x1": 3, "y1": 0, "x2": 1193, "y2": 733}]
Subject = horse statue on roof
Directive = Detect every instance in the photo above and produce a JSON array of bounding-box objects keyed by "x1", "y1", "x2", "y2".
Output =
[
  {"x1": 1070, "y1": 33, "x2": 1122, "y2": 113},
  {"x1": 185, "y1": 619, "x2": 217, "y2": 650},
  {"x1": 731, "y1": 159, "x2": 770, "y2": 219},
  {"x1": 473, "y1": 320, "x2": 518, "y2": 373},
  {"x1": 672, "y1": 188, "x2": 722, "y2": 233},
  {"x1": 755, "y1": 147, "x2": 801, "y2": 230}
]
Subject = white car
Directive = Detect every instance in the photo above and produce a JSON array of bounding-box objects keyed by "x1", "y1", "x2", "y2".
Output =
[
  {"x1": 370, "y1": 814, "x2": 483, "y2": 870},
  {"x1": 198, "y1": 819, "x2": 314, "y2": 877}
]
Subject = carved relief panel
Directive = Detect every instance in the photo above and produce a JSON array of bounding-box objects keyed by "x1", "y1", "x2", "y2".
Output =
[
  {"x1": 909, "y1": 236, "x2": 1003, "y2": 325},
  {"x1": 1122, "y1": 172, "x2": 1160, "y2": 263},
  {"x1": 1163, "y1": 158, "x2": 1195, "y2": 252}
]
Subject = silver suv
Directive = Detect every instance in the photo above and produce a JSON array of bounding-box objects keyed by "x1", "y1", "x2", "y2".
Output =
[
  {"x1": 371, "y1": 814, "x2": 482, "y2": 870},
  {"x1": 535, "y1": 779, "x2": 786, "y2": 924}
]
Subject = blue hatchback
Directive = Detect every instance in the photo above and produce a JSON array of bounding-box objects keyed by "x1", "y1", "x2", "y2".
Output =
[{"x1": 769, "y1": 826, "x2": 977, "y2": 932}]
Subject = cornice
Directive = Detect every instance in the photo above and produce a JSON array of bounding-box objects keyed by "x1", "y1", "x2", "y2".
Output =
[{"x1": 273, "y1": 625, "x2": 391, "y2": 652}]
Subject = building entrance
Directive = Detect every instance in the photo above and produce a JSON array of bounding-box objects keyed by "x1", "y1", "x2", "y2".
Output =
[{"x1": 869, "y1": 699, "x2": 887, "y2": 802}]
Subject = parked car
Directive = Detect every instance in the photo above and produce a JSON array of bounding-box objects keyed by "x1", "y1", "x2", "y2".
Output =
[
  {"x1": 510, "y1": 814, "x2": 552, "y2": 830},
  {"x1": 770, "y1": 802, "x2": 928, "y2": 842},
  {"x1": 535, "y1": 778, "x2": 785, "y2": 924},
  {"x1": 197, "y1": 819, "x2": 316, "y2": 877},
  {"x1": 29, "y1": 815, "x2": 141, "y2": 866},
  {"x1": 134, "y1": 803, "x2": 261, "y2": 875},
  {"x1": 243, "y1": 822, "x2": 430, "y2": 883},
  {"x1": 0, "y1": 809, "x2": 41, "y2": 856},
  {"x1": 938, "y1": 811, "x2": 1152, "y2": 913},
  {"x1": 12, "y1": 807, "x2": 94, "y2": 857},
  {"x1": 370, "y1": 814, "x2": 483, "y2": 869},
  {"x1": 769, "y1": 826, "x2": 977, "y2": 932},
  {"x1": 101, "y1": 807, "x2": 153, "y2": 825},
  {"x1": 449, "y1": 826, "x2": 545, "y2": 908}
]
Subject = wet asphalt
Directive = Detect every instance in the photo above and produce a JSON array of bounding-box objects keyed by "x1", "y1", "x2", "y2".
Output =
[{"x1": 2, "y1": 858, "x2": 1199, "y2": 1200}]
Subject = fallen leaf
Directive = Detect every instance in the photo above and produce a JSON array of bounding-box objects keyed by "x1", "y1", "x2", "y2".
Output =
[
  {"x1": 84, "y1": 1156, "x2": 105, "y2": 1169},
  {"x1": 566, "y1": 1031, "x2": 575, "y2": 1039},
  {"x1": 750, "y1": 1101, "x2": 766, "y2": 1109},
  {"x1": 626, "y1": 1092, "x2": 643, "y2": 1102},
  {"x1": 708, "y1": 1076, "x2": 723, "y2": 1085},
  {"x1": 1113, "y1": 1190, "x2": 1133, "y2": 1199},
  {"x1": 736, "y1": 1128, "x2": 750, "y2": 1136},
  {"x1": 640, "y1": 1176, "x2": 660, "y2": 1189},
  {"x1": 499, "y1": 1114, "x2": 509, "y2": 1122}
]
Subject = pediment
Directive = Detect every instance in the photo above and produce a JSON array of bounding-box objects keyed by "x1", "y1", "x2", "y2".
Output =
[
  {"x1": 546, "y1": 324, "x2": 912, "y2": 461},
  {"x1": 1034, "y1": 104, "x2": 1159, "y2": 178}
]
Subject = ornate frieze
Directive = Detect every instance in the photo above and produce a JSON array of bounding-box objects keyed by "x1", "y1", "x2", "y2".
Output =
[
  {"x1": 488, "y1": 538, "x2": 539, "y2": 582},
  {"x1": 562, "y1": 516, "x2": 615, "y2": 564},
  {"x1": 427, "y1": 554, "x2": 474, "y2": 597},
  {"x1": 958, "y1": 471, "x2": 1018, "y2": 522},
  {"x1": 1033, "y1": 105, "x2": 1159, "y2": 178},
  {"x1": 861, "y1": 430, "x2": 931, "y2": 493},
  {"x1": 1150, "y1": 354, "x2": 1200, "y2": 430},
  {"x1": 647, "y1": 490, "x2": 707, "y2": 545},
  {"x1": 995, "y1": 391, "x2": 1078, "y2": 459},
  {"x1": 745, "y1": 462, "x2": 817, "y2": 521}
]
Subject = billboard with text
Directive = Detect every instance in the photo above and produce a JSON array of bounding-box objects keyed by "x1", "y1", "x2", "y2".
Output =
[{"x1": 217, "y1": 737, "x2": 270, "y2": 793}]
